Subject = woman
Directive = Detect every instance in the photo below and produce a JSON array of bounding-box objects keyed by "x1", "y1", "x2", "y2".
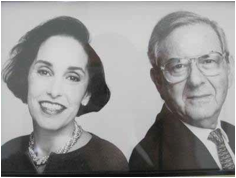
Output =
[{"x1": 2, "y1": 16, "x2": 128, "y2": 174}]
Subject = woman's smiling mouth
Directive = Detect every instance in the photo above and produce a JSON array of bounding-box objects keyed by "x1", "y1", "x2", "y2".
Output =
[{"x1": 39, "y1": 101, "x2": 66, "y2": 115}]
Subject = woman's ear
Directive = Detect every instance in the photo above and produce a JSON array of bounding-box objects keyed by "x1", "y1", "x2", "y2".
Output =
[
  {"x1": 227, "y1": 55, "x2": 234, "y2": 89},
  {"x1": 81, "y1": 92, "x2": 91, "y2": 106}
]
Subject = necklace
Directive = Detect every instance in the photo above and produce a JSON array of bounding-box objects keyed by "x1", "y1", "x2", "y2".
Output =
[{"x1": 28, "y1": 121, "x2": 83, "y2": 166}]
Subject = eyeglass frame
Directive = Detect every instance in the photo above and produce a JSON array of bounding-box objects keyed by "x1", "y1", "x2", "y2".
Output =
[{"x1": 157, "y1": 51, "x2": 228, "y2": 84}]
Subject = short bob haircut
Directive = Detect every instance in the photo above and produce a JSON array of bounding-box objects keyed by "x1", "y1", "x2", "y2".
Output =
[
  {"x1": 2, "y1": 16, "x2": 110, "y2": 116},
  {"x1": 148, "y1": 11, "x2": 230, "y2": 67}
]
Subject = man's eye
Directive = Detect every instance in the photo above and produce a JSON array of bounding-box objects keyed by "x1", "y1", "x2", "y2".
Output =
[
  {"x1": 203, "y1": 59, "x2": 216, "y2": 64},
  {"x1": 38, "y1": 69, "x2": 50, "y2": 76},
  {"x1": 174, "y1": 64, "x2": 184, "y2": 69},
  {"x1": 171, "y1": 63, "x2": 187, "y2": 71},
  {"x1": 67, "y1": 76, "x2": 80, "y2": 82}
]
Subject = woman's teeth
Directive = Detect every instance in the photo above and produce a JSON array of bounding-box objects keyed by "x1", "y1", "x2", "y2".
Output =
[
  {"x1": 41, "y1": 102, "x2": 63, "y2": 110},
  {"x1": 40, "y1": 102, "x2": 65, "y2": 115}
]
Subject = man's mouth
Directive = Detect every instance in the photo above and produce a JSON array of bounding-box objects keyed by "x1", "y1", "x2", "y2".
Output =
[
  {"x1": 39, "y1": 101, "x2": 66, "y2": 115},
  {"x1": 186, "y1": 94, "x2": 213, "y2": 104},
  {"x1": 187, "y1": 94, "x2": 212, "y2": 99}
]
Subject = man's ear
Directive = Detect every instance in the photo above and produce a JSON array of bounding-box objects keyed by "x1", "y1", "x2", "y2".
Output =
[
  {"x1": 150, "y1": 68, "x2": 163, "y2": 94},
  {"x1": 81, "y1": 92, "x2": 91, "y2": 106},
  {"x1": 227, "y1": 55, "x2": 234, "y2": 89}
]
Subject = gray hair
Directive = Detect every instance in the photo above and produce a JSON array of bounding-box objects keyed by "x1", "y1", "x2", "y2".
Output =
[{"x1": 148, "y1": 11, "x2": 229, "y2": 67}]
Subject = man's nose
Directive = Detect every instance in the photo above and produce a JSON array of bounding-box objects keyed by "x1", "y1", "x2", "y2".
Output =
[
  {"x1": 186, "y1": 62, "x2": 206, "y2": 88},
  {"x1": 47, "y1": 78, "x2": 63, "y2": 98}
]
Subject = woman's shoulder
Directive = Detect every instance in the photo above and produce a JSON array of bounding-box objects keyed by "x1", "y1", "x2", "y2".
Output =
[
  {"x1": 89, "y1": 134, "x2": 124, "y2": 154},
  {"x1": 2, "y1": 135, "x2": 29, "y2": 160},
  {"x1": 80, "y1": 133, "x2": 129, "y2": 171}
]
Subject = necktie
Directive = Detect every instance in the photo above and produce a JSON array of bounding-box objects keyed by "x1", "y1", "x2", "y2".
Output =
[{"x1": 208, "y1": 128, "x2": 235, "y2": 170}]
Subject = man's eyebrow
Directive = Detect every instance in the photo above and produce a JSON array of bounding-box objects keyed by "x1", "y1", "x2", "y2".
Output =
[
  {"x1": 34, "y1": 60, "x2": 52, "y2": 67},
  {"x1": 200, "y1": 54, "x2": 210, "y2": 58},
  {"x1": 67, "y1": 66, "x2": 85, "y2": 75}
]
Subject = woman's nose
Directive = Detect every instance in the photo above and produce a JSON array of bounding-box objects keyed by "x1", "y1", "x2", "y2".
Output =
[{"x1": 47, "y1": 78, "x2": 62, "y2": 98}]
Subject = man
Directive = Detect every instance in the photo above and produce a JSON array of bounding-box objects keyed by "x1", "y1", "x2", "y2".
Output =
[{"x1": 129, "y1": 11, "x2": 235, "y2": 171}]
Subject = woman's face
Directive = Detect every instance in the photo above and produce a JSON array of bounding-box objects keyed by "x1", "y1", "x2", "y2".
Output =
[{"x1": 28, "y1": 35, "x2": 90, "y2": 131}]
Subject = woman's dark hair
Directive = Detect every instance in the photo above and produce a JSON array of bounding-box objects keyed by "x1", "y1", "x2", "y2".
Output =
[{"x1": 2, "y1": 16, "x2": 110, "y2": 116}]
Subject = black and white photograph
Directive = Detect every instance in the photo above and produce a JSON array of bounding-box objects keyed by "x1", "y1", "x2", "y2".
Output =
[{"x1": 1, "y1": 1, "x2": 235, "y2": 176}]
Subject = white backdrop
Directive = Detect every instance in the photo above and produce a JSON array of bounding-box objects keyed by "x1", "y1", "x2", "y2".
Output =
[{"x1": 1, "y1": 2, "x2": 235, "y2": 160}]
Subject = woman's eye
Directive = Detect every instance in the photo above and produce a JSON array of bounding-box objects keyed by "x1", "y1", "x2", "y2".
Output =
[
  {"x1": 37, "y1": 69, "x2": 50, "y2": 76},
  {"x1": 67, "y1": 75, "x2": 80, "y2": 82}
]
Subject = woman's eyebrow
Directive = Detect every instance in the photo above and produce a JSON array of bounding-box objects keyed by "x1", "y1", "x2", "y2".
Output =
[
  {"x1": 34, "y1": 60, "x2": 85, "y2": 74},
  {"x1": 34, "y1": 60, "x2": 52, "y2": 67},
  {"x1": 67, "y1": 66, "x2": 85, "y2": 75}
]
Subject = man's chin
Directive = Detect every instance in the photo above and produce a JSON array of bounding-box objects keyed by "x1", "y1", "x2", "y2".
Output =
[{"x1": 185, "y1": 106, "x2": 217, "y2": 122}]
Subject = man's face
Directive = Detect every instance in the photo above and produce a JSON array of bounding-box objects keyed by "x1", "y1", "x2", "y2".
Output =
[{"x1": 156, "y1": 24, "x2": 231, "y2": 129}]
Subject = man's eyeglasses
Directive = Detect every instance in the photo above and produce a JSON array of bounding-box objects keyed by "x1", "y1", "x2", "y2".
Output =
[{"x1": 159, "y1": 51, "x2": 226, "y2": 84}]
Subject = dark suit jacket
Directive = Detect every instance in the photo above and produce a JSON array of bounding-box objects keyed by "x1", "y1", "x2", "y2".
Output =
[{"x1": 129, "y1": 105, "x2": 235, "y2": 171}]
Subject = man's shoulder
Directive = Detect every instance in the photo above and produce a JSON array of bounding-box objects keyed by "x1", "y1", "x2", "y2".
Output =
[
  {"x1": 138, "y1": 106, "x2": 176, "y2": 147},
  {"x1": 129, "y1": 114, "x2": 166, "y2": 171},
  {"x1": 221, "y1": 120, "x2": 235, "y2": 130},
  {"x1": 141, "y1": 118, "x2": 164, "y2": 145},
  {"x1": 221, "y1": 121, "x2": 235, "y2": 151},
  {"x1": 2, "y1": 135, "x2": 29, "y2": 160},
  {"x1": 221, "y1": 121, "x2": 235, "y2": 139},
  {"x1": 130, "y1": 105, "x2": 175, "y2": 156},
  {"x1": 129, "y1": 105, "x2": 210, "y2": 171}
]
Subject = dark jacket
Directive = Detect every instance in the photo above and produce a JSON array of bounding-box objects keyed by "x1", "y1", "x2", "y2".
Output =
[
  {"x1": 2, "y1": 133, "x2": 129, "y2": 175},
  {"x1": 129, "y1": 105, "x2": 235, "y2": 171}
]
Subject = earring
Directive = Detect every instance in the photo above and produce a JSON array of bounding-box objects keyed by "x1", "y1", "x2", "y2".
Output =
[
  {"x1": 81, "y1": 93, "x2": 91, "y2": 106},
  {"x1": 81, "y1": 99, "x2": 88, "y2": 106}
]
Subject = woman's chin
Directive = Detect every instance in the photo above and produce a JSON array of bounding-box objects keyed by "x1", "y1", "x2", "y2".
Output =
[
  {"x1": 33, "y1": 118, "x2": 68, "y2": 132},
  {"x1": 37, "y1": 123, "x2": 60, "y2": 131}
]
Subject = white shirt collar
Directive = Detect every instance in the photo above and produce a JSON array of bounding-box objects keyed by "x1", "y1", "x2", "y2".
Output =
[
  {"x1": 164, "y1": 103, "x2": 229, "y2": 143},
  {"x1": 181, "y1": 118, "x2": 229, "y2": 143}
]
